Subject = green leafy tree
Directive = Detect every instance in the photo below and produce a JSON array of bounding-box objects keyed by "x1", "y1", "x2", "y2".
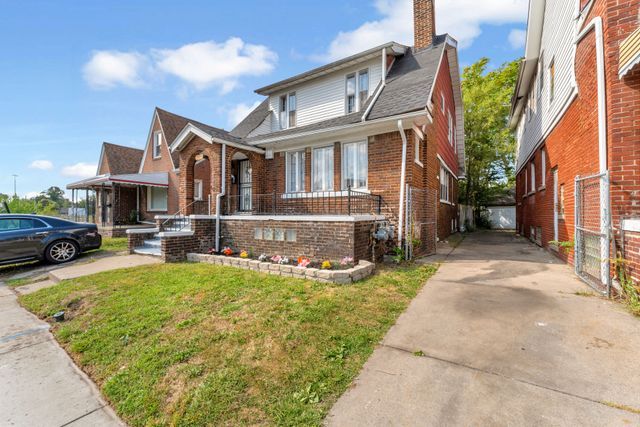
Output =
[{"x1": 461, "y1": 58, "x2": 520, "y2": 214}]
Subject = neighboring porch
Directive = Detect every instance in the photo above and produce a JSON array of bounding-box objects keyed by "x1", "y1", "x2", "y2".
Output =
[{"x1": 67, "y1": 172, "x2": 169, "y2": 237}]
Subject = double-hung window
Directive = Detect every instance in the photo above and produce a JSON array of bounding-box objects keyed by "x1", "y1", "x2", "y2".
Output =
[
  {"x1": 153, "y1": 131, "x2": 162, "y2": 159},
  {"x1": 312, "y1": 146, "x2": 334, "y2": 192},
  {"x1": 346, "y1": 74, "x2": 356, "y2": 113},
  {"x1": 288, "y1": 92, "x2": 297, "y2": 127},
  {"x1": 358, "y1": 70, "x2": 369, "y2": 107},
  {"x1": 147, "y1": 187, "x2": 168, "y2": 211},
  {"x1": 540, "y1": 149, "x2": 546, "y2": 188},
  {"x1": 448, "y1": 112, "x2": 453, "y2": 146},
  {"x1": 194, "y1": 180, "x2": 203, "y2": 201},
  {"x1": 279, "y1": 95, "x2": 287, "y2": 129},
  {"x1": 530, "y1": 161, "x2": 536, "y2": 193},
  {"x1": 286, "y1": 150, "x2": 305, "y2": 193},
  {"x1": 440, "y1": 166, "x2": 450, "y2": 203},
  {"x1": 342, "y1": 141, "x2": 368, "y2": 190}
]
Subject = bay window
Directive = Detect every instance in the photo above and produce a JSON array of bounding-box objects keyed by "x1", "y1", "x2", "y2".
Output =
[
  {"x1": 342, "y1": 141, "x2": 368, "y2": 190},
  {"x1": 147, "y1": 186, "x2": 168, "y2": 211},
  {"x1": 286, "y1": 150, "x2": 305, "y2": 193},
  {"x1": 312, "y1": 145, "x2": 334, "y2": 191}
]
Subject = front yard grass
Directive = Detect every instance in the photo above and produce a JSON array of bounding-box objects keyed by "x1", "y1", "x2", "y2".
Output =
[
  {"x1": 20, "y1": 262, "x2": 436, "y2": 426},
  {"x1": 97, "y1": 236, "x2": 128, "y2": 253}
]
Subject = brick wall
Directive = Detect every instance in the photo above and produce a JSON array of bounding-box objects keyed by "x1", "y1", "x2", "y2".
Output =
[
  {"x1": 220, "y1": 218, "x2": 381, "y2": 262},
  {"x1": 516, "y1": 0, "x2": 640, "y2": 283}
]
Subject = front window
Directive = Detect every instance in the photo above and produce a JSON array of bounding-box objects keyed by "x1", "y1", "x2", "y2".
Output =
[
  {"x1": 194, "y1": 179, "x2": 203, "y2": 201},
  {"x1": 279, "y1": 95, "x2": 287, "y2": 129},
  {"x1": 288, "y1": 92, "x2": 297, "y2": 127},
  {"x1": 346, "y1": 74, "x2": 356, "y2": 113},
  {"x1": 153, "y1": 131, "x2": 162, "y2": 158},
  {"x1": 286, "y1": 150, "x2": 305, "y2": 193},
  {"x1": 312, "y1": 145, "x2": 334, "y2": 192},
  {"x1": 342, "y1": 141, "x2": 368, "y2": 190},
  {"x1": 147, "y1": 186, "x2": 168, "y2": 211},
  {"x1": 358, "y1": 69, "x2": 369, "y2": 107}
]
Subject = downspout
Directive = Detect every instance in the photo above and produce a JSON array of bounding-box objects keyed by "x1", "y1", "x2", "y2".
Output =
[
  {"x1": 575, "y1": 16, "x2": 610, "y2": 289},
  {"x1": 215, "y1": 143, "x2": 226, "y2": 253},
  {"x1": 397, "y1": 120, "x2": 408, "y2": 247}
]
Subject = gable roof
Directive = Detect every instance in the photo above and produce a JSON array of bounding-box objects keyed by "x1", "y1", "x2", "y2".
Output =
[
  {"x1": 230, "y1": 99, "x2": 270, "y2": 138},
  {"x1": 98, "y1": 142, "x2": 144, "y2": 175}
]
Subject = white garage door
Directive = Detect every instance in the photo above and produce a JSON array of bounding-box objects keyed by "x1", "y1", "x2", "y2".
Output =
[{"x1": 486, "y1": 206, "x2": 516, "y2": 230}]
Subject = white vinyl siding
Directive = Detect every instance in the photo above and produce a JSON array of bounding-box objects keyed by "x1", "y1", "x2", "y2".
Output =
[
  {"x1": 269, "y1": 57, "x2": 382, "y2": 131},
  {"x1": 312, "y1": 146, "x2": 334, "y2": 191},
  {"x1": 515, "y1": 0, "x2": 577, "y2": 171},
  {"x1": 247, "y1": 116, "x2": 271, "y2": 137}
]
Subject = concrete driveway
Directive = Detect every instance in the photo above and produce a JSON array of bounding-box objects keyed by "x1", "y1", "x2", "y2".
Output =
[{"x1": 328, "y1": 231, "x2": 640, "y2": 426}]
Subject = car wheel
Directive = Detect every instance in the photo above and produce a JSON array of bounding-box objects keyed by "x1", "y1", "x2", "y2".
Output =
[{"x1": 46, "y1": 240, "x2": 79, "y2": 264}]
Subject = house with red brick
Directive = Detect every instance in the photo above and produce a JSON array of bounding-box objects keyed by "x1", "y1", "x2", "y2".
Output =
[
  {"x1": 70, "y1": 0, "x2": 466, "y2": 262},
  {"x1": 510, "y1": 0, "x2": 640, "y2": 294}
]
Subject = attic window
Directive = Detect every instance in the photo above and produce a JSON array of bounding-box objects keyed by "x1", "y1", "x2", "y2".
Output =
[{"x1": 153, "y1": 131, "x2": 162, "y2": 159}]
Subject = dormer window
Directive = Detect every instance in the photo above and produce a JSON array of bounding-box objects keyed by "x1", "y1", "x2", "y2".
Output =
[
  {"x1": 346, "y1": 74, "x2": 356, "y2": 113},
  {"x1": 358, "y1": 70, "x2": 369, "y2": 107},
  {"x1": 279, "y1": 95, "x2": 287, "y2": 129},
  {"x1": 153, "y1": 131, "x2": 162, "y2": 159},
  {"x1": 288, "y1": 92, "x2": 297, "y2": 127}
]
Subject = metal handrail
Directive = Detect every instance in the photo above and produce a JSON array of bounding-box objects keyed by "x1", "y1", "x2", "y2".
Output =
[{"x1": 162, "y1": 198, "x2": 209, "y2": 232}]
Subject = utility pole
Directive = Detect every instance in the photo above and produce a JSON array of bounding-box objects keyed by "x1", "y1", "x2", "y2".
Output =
[{"x1": 12, "y1": 174, "x2": 18, "y2": 197}]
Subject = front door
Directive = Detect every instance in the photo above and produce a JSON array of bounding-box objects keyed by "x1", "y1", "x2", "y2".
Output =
[
  {"x1": 238, "y1": 160, "x2": 252, "y2": 212},
  {"x1": 552, "y1": 168, "x2": 559, "y2": 241}
]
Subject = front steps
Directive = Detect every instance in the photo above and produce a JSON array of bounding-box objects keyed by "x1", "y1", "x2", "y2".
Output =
[{"x1": 133, "y1": 235, "x2": 162, "y2": 257}]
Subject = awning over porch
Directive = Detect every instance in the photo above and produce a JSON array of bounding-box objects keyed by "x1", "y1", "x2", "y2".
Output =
[{"x1": 67, "y1": 172, "x2": 169, "y2": 190}]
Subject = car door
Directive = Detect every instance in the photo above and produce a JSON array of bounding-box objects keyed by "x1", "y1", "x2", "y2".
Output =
[{"x1": 0, "y1": 218, "x2": 34, "y2": 262}]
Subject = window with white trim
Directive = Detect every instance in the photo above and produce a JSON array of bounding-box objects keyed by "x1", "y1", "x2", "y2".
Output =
[
  {"x1": 358, "y1": 69, "x2": 369, "y2": 107},
  {"x1": 194, "y1": 180, "x2": 203, "y2": 201},
  {"x1": 524, "y1": 168, "x2": 528, "y2": 197},
  {"x1": 414, "y1": 134, "x2": 423, "y2": 165},
  {"x1": 441, "y1": 93, "x2": 445, "y2": 112},
  {"x1": 530, "y1": 161, "x2": 536, "y2": 193},
  {"x1": 147, "y1": 186, "x2": 168, "y2": 211},
  {"x1": 440, "y1": 165, "x2": 451, "y2": 203},
  {"x1": 285, "y1": 150, "x2": 305, "y2": 193},
  {"x1": 346, "y1": 73, "x2": 356, "y2": 113},
  {"x1": 312, "y1": 145, "x2": 334, "y2": 191},
  {"x1": 540, "y1": 149, "x2": 546, "y2": 188},
  {"x1": 342, "y1": 141, "x2": 368, "y2": 190},
  {"x1": 549, "y1": 57, "x2": 556, "y2": 102},
  {"x1": 448, "y1": 112, "x2": 454, "y2": 146},
  {"x1": 279, "y1": 95, "x2": 287, "y2": 129},
  {"x1": 153, "y1": 131, "x2": 162, "y2": 159}
]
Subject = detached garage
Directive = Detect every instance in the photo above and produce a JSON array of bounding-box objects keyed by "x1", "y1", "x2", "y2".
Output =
[{"x1": 484, "y1": 191, "x2": 516, "y2": 230}]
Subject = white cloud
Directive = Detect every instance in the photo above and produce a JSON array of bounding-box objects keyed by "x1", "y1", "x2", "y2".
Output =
[
  {"x1": 508, "y1": 29, "x2": 527, "y2": 49},
  {"x1": 61, "y1": 163, "x2": 97, "y2": 178},
  {"x1": 83, "y1": 50, "x2": 148, "y2": 89},
  {"x1": 83, "y1": 38, "x2": 277, "y2": 94},
  {"x1": 227, "y1": 101, "x2": 262, "y2": 128},
  {"x1": 25, "y1": 191, "x2": 41, "y2": 199},
  {"x1": 317, "y1": 0, "x2": 529, "y2": 61},
  {"x1": 153, "y1": 38, "x2": 277, "y2": 92},
  {"x1": 29, "y1": 160, "x2": 53, "y2": 170}
]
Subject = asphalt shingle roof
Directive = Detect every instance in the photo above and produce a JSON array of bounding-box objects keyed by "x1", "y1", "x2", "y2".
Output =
[
  {"x1": 101, "y1": 142, "x2": 143, "y2": 175},
  {"x1": 230, "y1": 99, "x2": 270, "y2": 138}
]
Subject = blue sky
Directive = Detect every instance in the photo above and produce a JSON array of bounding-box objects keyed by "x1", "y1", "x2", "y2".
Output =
[{"x1": 0, "y1": 0, "x2": 527, "y2": 198}]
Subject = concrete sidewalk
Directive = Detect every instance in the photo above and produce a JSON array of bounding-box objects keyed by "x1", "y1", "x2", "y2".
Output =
[
  {"x1": 0, "y1": 283, "x2": 124, "y2": 426},
  {"x1": 328, "y1": 231, "x2": 640, "y2": 426}
]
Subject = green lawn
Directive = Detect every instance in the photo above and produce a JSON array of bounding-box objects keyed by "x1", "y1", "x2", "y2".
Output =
[
  {"x1": 98, "y1": 237, "x2": 128, "y2": 253},
  {"x1": 20, "y1": 262, "x2": 436, "y2": 426}
]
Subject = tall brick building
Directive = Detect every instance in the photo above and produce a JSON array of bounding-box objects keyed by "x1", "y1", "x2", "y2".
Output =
[
  {"x1": 70, "y1": 0, "x2": 466, "y2": 262},
  {"x1": 511, "y1": 0, "x2": 640, "y2": 292}
]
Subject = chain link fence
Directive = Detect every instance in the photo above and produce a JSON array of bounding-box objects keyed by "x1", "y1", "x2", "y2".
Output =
[
  {"x1": 404, "y1": 185, "x2": 438, "y2": 260},
  {"x1": 575, "y1": 172, "x2": 611, "y2": 295}
]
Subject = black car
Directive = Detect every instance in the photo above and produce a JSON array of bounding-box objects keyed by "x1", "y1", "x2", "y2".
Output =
[{"x1": 0, "y1": 214, "x2": 102, "y2": 265}]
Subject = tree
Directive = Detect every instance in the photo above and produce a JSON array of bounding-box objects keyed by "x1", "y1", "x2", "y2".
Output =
[{"x1": 461, "y1": 58, "x2": 520, "y2": 216}]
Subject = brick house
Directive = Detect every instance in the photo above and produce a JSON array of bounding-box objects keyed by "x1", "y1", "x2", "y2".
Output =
[
  {"x1": 510, "y1": 0, "x2": 640, "y2": 292},
  {"x1": 72, "y1": 0, "x2": 466, "y2": 262}
]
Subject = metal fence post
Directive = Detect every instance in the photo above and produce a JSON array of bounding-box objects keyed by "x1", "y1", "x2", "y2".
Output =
[{"x1": 347, "y1": 185, "x2": 352, "y2": 216}]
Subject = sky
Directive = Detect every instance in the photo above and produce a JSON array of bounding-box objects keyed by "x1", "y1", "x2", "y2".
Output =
[{"x1": 0, "y1": 0, "x2": 528, "y2": 198}]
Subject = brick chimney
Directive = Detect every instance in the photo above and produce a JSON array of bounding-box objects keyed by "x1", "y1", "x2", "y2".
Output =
[{"x1": 414, "y1": 0, "x2": 435, "y2": 49}]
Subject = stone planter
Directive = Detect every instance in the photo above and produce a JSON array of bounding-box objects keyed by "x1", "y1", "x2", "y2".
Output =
[{"x1": 186, "y1": 253, "x2": 374, "y2": 284}]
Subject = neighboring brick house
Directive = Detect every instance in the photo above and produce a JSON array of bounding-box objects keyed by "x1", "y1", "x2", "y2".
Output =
[
  {"x1": 71, "y1": 0, "x2": 466, "y2": 261},
  {"x1": 510, "y1": 0, "x2": 640, "y2": 292}
]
